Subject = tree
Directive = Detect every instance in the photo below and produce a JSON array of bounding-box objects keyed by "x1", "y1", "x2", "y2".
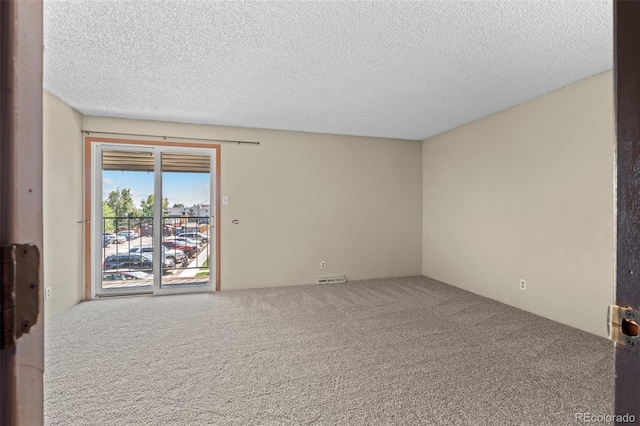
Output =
[
  {"x1": 140, "y1": 195, "x2": 169, "y2": 218},
  {"x1": 102, "y1": 203, "x2": 115, "y2": 231},
  {"x1": 105, "y1": 188, "x2": 139, "y2": 218},
  {"x1": 172, "y1": 203, "x2": 184, "y2": 208}
]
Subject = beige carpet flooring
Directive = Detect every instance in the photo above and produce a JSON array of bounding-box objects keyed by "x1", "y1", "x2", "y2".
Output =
[{"x1": 44, "y1": 276, "x2": 613, "y2": 425}]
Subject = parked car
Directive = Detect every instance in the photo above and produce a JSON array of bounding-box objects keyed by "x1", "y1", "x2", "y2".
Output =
[
  {"x1": 118, "y1": 230, "x2": 139, "y2": 240},
  {"x1": 103, "y1": 232, "x2": 117, "y2": 243},
  {"x1": 129, "y1": 245, "x2": 187, "y2": 267},
  {"x1": 103, "y1": 252, "x2": 174, "y2": 272},
  {"x1": 103, "y1": 235, "x2": 111, "y2": 247},
  {"x1": 113, "y1": 234, "x2": 127, "y2": 244},
  {"x1": 103, "y1": 271, "x2": 152, "y2": 281},
  {"x1": 103, "y1": 253, "x2": 153, "y2": 270},
  {"x1": 177, "y1": 231, "x2": 208, "y2": 243},
  {"x1": 173, "y1": 236, "x2": 202, "y2": 249},
  {"x1": 162, "y1": 240, "x2": 196, "y2": 258}
]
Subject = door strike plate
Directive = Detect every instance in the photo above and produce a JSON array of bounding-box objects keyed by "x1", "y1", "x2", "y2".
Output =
[
  {"x1": 608, "y1": 305, "x2": 640, "y2": 347},
  {"x1": 1, "y1": 244, "x2": 40, "y2": 349}
]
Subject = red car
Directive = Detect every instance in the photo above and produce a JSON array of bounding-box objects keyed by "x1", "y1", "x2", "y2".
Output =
[{"x1": 162, "y1": 240, "x2": 196, "y2": 258}]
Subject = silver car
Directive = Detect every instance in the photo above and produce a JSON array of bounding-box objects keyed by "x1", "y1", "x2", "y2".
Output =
[
  {"x1": 129, "y1": 246, "x2": 185, "y2": 267},
  {"x1": 177, "y1": 231, "x2": 208, "y2": 243}
]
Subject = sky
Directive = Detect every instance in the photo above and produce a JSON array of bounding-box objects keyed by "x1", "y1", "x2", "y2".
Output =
[{"x1": 103, "y1": 170, "x2": 210, "y2": 207}]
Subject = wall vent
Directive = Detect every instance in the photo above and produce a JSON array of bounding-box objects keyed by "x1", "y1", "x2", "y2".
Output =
[{"x1": 316, "y1": 275, "x2": 346, "y2": 285}]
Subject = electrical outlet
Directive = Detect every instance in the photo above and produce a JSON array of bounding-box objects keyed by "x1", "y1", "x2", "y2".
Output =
[
  {"x1": 320, "y1": 261, "x2": 326, "y2": 269},
  {"x1": 45, "y1": 286, "x2": 52, "y2": 300},
  {"x1": 519, "y1": 279, "x2": 526, "y2": 291}
]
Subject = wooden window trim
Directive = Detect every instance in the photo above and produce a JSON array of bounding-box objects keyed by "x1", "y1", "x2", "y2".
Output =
[{"x1": 83, "y1": 136, "x2": 221, "y2": 299}]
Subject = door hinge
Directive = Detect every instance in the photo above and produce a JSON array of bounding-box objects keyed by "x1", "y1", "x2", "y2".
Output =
[
  {"x1": 608, "y1": 304, "x2": 640, "y2": 347},
  {"x1": 1, "y1": 244, "x2": 40, "y2": 349}
]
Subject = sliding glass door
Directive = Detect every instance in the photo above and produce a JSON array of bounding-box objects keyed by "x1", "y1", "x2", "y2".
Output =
[
  {"x1": 92, "y1": 143, "x2": 217, "y2": 296},
  {"x1": 159, "y1": 151, "x2": 212, "y2": 290}
]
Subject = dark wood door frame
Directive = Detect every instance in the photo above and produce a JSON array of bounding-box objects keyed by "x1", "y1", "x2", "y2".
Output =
[
  {"x1": 615, "y1": 0, "x2": 640, "y2": 423},
  {"x1": 0, "y1": 1, "x2": 44, "y2": 425}
]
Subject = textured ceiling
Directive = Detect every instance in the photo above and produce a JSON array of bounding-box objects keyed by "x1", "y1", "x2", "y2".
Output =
[{"x1": 43, "y1": 1, "x2": 613, "y2": 141}]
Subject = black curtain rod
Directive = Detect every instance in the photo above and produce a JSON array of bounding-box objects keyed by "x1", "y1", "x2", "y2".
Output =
[{"x1": 81, "y1": 129, "x2": 260, "y2": 145}]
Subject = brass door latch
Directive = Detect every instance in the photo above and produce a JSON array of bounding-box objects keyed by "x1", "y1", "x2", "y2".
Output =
[
  {"x1": 608, "y1": 305, "x2": 640, "y2": 347},
  {"x1": 1, "y1": 244, "x2": 40, "y2": 349}
]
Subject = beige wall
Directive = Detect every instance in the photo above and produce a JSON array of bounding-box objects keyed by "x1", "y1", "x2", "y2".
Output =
[
  {"x1": 43, "y1": 92, "x2": 84, "y2": 321},
  {"x1": 422, "y1": 71, "x2": 615, "y2": 337},
  {"x1": 82, "y1": 116, "x2": 424, "y2": 291}
]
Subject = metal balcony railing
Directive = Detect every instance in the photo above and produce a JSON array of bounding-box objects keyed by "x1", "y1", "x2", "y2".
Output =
[{"x1": 101, "y1": 216, "x2": 211, "y2": 278}]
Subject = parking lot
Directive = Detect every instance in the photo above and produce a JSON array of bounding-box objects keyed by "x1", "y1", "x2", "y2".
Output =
[{"x1": 101, "y1": 235, "x2": 210, "y2": 278}]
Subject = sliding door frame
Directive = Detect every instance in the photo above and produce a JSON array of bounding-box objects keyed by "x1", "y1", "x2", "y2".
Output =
[{"x1": 84, "y1": 136, "x2": 221, "y2": 299}]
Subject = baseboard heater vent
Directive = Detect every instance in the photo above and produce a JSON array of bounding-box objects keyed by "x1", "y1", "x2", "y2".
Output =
[{"x1": 316, "y1": 275, "x2": 347, "y2": 285}]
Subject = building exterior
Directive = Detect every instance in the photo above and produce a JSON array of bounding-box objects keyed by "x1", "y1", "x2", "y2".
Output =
[{"x1": 166, "y1": 203, "x2": 210, "y2": 219}]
